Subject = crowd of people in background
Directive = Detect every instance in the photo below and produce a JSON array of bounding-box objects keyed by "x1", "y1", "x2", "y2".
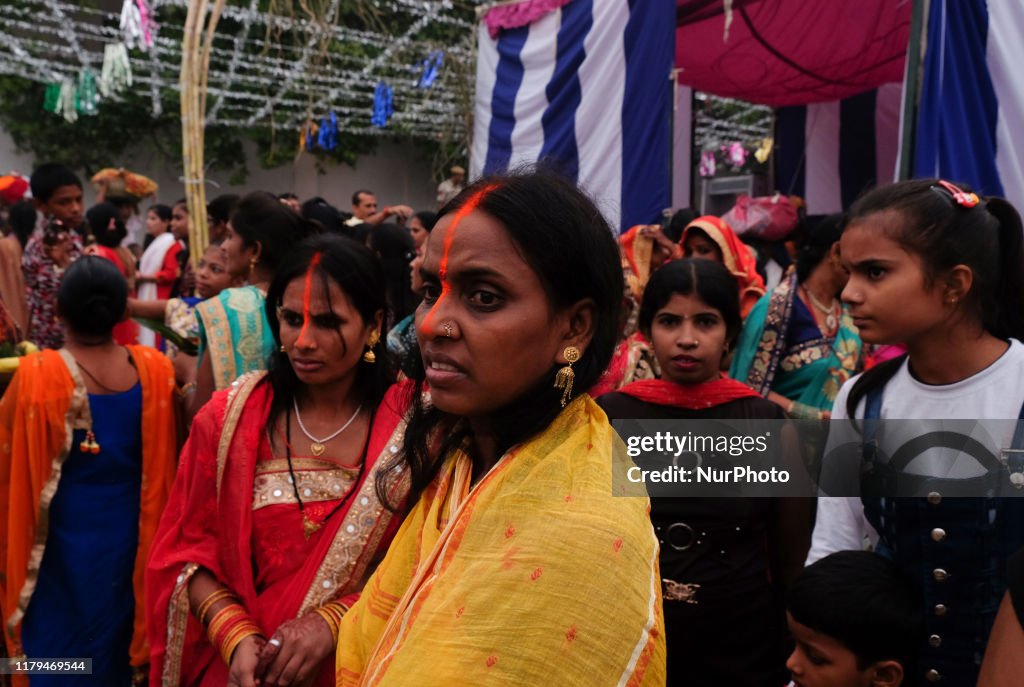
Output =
[{"x1": 1, "y1": 161, "x2": 1024, "y2": 687}]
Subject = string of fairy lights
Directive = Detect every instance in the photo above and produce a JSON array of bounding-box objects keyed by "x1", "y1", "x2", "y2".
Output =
[{"x1": 0, "y1": 0, "x2": 476, "y2": 140}]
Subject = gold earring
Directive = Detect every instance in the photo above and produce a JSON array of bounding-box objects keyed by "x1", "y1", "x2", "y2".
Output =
[
  {"x1": 248, "y1": 255, "x2": 258, "y2": 276},
  {"x1": 554, "y1": 346, "x2": 581, "y2": 408},
  {"x1": 363, "y1": 331, "x2": 380, "y2": 363},
  {"x1": 280, "y1": 344, "x2": 286, "y2": 352}
]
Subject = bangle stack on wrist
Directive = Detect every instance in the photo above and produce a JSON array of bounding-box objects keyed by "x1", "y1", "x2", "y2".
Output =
[
  {"x1": 313, "y1": 601, "x2": 349, "y2": 642},
  {"x1": 207, "y1": 603, "x2": 263, "y2": 665},
  {"x1": 196, "y1": 588, "x2": 238, "y2": 625}
]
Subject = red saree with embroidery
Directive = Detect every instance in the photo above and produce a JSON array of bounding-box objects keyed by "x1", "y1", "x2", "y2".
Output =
[{"x1": 146, "y1": 373, "x2": 410, "y2": 686}]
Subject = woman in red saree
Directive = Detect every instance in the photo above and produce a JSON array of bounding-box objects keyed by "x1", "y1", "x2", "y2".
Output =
[
  {"x1": 147, "y1": 235, "x2": 410, "y2": 687},
  {"x1": 588, "y1": 224, "x2": 682, "y2": 396},
  {"x1": 681, "y1": 215, "x2": 766, "y2": 318}
]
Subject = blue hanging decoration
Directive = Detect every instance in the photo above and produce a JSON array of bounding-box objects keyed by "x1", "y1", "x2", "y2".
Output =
[
  {"x1": 371, "y1": 82, "x2": 393, "y2": 128},
  {"x1": 305, "y1": 121, "x2": 319, "y2": 152},
  {"x1": 317, "y1": 111, "x2": 338, "y2": 151},
  {"x1": 414, "y1": 50, "x2": 444, "y2": 89}
]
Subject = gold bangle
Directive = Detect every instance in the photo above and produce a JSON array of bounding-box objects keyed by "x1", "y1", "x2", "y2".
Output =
[
  {"x1": 313, "y1": 601, "x2": 349, "y2": 643},
  {"x1": 208, "y1": 603, "x2": 263, "y2": 665},
  {"x1": 220, "y1": 624, "x2": 263, "y2": 665},
  {"x1": 196, "y1": 588, "x2": 238, "y2": 626}
]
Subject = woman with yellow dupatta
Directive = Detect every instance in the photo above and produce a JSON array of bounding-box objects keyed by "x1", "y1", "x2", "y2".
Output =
[
  {"x1": 335, "y1": 172, "x2": 665, "y2": 686},
  {"x1": 0, "y1": 257, "x2": 178, "y2": 685},
  {"x1": 148, "y1": 235, "x2": 409, "y2": 687}
]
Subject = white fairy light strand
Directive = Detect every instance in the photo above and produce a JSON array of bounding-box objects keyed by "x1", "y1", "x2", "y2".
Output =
[
  {"x1": 244, "y1": 0, "x2": 343, "y2": 126},
  {"x1": 204, "y1": 0, "x2": 259, "y2": 123},
  {"x1": 0, "y1": 0, "x2": 474, "y2": 136}
]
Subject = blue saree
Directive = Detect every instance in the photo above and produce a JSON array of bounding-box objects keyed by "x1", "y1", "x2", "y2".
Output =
[
  {"x1": 20, "y1": 383, "x2": 143, "y2": 685},
  {"x1": 730, "y1": 269, "x2": 861, "y2": 411}
]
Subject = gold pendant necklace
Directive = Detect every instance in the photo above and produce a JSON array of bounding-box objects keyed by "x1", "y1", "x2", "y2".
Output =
[
  {"x1": 293, "y1": 398, "x2": 362, "y2": 457},
  {"x1": 302, "y1": 515, "x2": 323, "y2": 539},
  {"x1": 803, "y1": 286, "x2": 839, "y2": 332}
]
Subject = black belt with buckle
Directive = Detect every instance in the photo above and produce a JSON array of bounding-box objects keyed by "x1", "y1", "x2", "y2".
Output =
[{"x1": 654, "y1": 519, "x2": 764, "y2": 557}]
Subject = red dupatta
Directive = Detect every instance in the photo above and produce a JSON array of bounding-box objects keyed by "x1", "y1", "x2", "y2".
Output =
[
  {"x1": 88, "y1": 244, "x2": 139, "y2": 345},
  {"x1": 618, "y1": 375, "x2": 760, "y2": 410},
  {"x1": 681, "y1": 216, "x2": 766, "y2": 317},
  {"x1": 146, "y1": 373, "x2": 410, "y2": 686}
]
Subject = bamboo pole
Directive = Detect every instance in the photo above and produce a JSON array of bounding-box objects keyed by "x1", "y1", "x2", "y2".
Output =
[{"x1": 180, "y1": 0, "x2": 226, "y2": 267}]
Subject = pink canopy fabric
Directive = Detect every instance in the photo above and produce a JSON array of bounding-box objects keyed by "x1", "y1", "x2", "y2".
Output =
[
  {"x1": 483, "y1": 0, "x2": 573, "y2": 38},
  {"x1": 676, "y1": 0, "x2": 911, "y2": 106}
]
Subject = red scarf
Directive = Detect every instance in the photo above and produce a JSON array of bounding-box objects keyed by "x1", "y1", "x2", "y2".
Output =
[{"x1": 618, "y1": 375, "x2": 760, "y2": 409}]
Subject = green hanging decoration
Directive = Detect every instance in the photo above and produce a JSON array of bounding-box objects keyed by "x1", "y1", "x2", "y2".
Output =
[
  {"x1": 43, "y1": 82, "x2": 61, "y2": 114},
  {"x1": 76, "y1": 69, "x2": 99, "y2": 116}
]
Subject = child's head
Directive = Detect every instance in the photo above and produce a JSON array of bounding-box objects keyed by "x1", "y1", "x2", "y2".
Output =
[
  {"x1": 841, "y1": 179, "x2": 1024, "y2": 345},
  {"x1": 30, "y1": 163, "x2": 84, "y2": 227},
  {"x1": 786, "y1": 551, "x2": 922, "y2": 687},
  {"x1": 195, "y1": 239, "x2": 242, "y2": 300},
  {"x1": 147, "y1": 204, "x2": 173, "y2": 237},
  {"x1": 85, "y1": 202, "x2": 128, "y2": 248},
  {"x1": 639, "y1": 258, "x2": 740, "y2": 385},
  {"x1": 171, "y1": 199, "x2": 190, "y2": 240},
  {"x1": 206, "y1": 193, "x2": 240, "y2": 241}
]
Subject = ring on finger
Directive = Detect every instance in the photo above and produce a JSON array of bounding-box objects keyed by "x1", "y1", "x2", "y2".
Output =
[{"x1": 268, "y1": 637, "x2": 283, "y2": 648}]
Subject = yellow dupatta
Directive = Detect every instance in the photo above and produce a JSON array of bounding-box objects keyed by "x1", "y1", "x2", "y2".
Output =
[{"x1": 336, "y1": 395, "x2": 665, "y2": 686}]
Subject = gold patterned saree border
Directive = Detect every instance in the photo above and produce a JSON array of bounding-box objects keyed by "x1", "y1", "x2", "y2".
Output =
[
  {"x1": 215, "y1": 371, "x2": 266, "y2": 495},
  {"x1": 196, "y1": 295, "x2": 237, "y2": 391},
  {"x1": 161, "y1": 562, "x2": 199, "y2": 687},
  {"x1": 297, "y1": 420, "x2": 410, "y2": 615},
  {"x1": 7, "y1": 351, "x2": 89, "y2": 638}
]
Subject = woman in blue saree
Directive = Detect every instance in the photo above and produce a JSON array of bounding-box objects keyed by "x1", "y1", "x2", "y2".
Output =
[
  {"x1": 730, "y1": 215, "x2": 862, "y2": 419},
  {"x1": 1, "y1": 257, "x2": 178, "y2": 686}
]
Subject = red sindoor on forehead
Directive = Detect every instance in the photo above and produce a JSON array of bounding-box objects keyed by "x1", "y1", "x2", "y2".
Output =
[
  {"x1": 423, "y1": 185, "x2": 500, "y2": 332},
  {"x1": 297, "y1": 252, "x2": 323, "y2": 345}
]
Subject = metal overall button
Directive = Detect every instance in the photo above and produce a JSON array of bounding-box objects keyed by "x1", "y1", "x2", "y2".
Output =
[{"x1": 666, "y1": 522, "x2": 696, "y2": 551}]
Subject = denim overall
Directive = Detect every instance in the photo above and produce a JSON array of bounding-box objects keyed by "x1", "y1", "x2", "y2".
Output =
[{"x1": 860, "y1": 388, "x2": 1024, "y2": 685}]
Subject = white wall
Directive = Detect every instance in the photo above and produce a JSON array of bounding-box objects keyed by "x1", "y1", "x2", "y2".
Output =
[{"x1": 0, "y1": 127, "x2": 439, "y2": 214}]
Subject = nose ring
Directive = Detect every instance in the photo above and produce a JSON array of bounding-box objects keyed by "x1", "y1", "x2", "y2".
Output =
[{"x1": 443, "y1": 322, "x2": 453, "y2": 338}]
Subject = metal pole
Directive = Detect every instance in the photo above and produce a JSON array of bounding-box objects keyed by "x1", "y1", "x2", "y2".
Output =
[{"x1": 898, "y1": 0, "x2": 929, "y2": 180}]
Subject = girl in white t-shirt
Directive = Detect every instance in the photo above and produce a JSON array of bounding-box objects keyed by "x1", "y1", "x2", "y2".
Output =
[{"x1": 809, "y1": 179, "x2": 1024, "y2": 685}]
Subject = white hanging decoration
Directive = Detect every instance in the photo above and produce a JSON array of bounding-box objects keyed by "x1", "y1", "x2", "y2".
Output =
[
  {"x1": 58, "y1": 78, "x2": 78, "y2": 123},
  {"x1": 101, "y1": 42, "x2": 133, "y2": 97},
  {"x1": 120, "y1": 0, "x2": 143, "y2": 50}
]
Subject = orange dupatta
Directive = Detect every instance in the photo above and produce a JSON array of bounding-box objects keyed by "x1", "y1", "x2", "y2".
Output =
[
  {"x1": 681, "y1": 216, "x2": 766, "y2": 317},
  {"x1": 0, "y1": 346, "x2": 177, "y2": 679}
]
